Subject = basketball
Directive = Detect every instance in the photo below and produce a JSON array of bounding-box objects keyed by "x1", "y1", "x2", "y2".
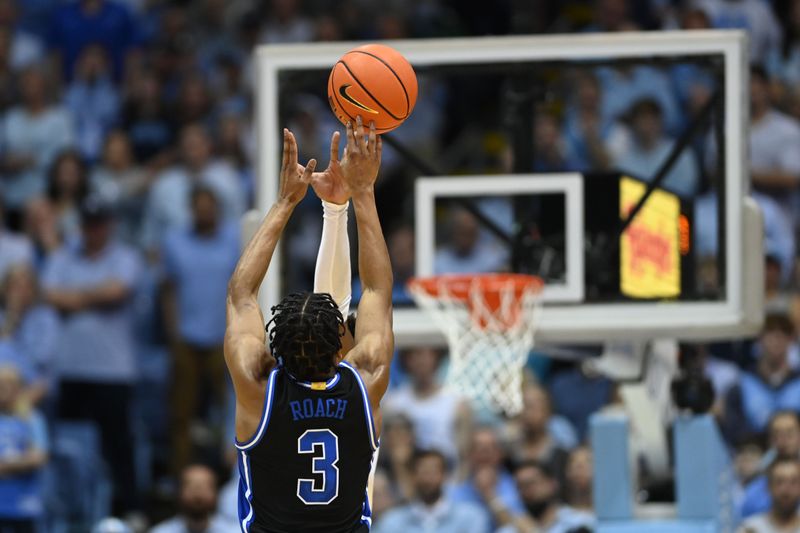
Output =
[{"x1": 327, "y1": 44, "x2": 418, "y2": 133}]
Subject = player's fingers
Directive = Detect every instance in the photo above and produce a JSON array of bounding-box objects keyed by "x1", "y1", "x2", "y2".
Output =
[
  {"x1": 368, "y1": 122, "x2": 376, "y2": 155},
  {"x1": 300, "y1": 159, "x2": 317, "y2": 183},
  {"x1": 286, "y1": 129, "x2": 298, "y2": 166},
  {"x1": 355, "y1": 115, "x2": 366, "y2": 153},
  {"x1": 345, "y1": 121, "x2": 356, "y2": 155},
  {"x1": 330, "y1": 131, "x2": 340, "y2": 163},
  {"x1": 376, "y1": 135, "x2": 382, "y2": 159},
  {"x1": 280, "y1": 128, "x2": 290, "y2": 170}
]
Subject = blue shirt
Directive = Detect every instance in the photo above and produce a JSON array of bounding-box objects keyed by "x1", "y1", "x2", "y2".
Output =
[
  {"x1": 0, "y1": 341, "x2": 38, "y2": 384},
  {"x1": 449, "y1": 471, "x2": 524, "y2": 527},
  {"x1": 596, "y1": 66, "x2": 682, "y2": 135},
  {"x1": 374, "y1": 500, "x2": 490, "y2": 533},
  {"x1": 141, "y1": 162, "x2": 246, "y2": 250},
  {"x1": 614, "y1": 137, "x2": 699, "y2": 198},
  {"x1": 695, "y1": 191, "x2": 795, "y2": 282},
  {"x1": 48, "y1": 0, "x2": 141, "y2": 81},
  {"x1": 0, "y1": 306, "x2": 61, "y2": 381},
  {"x1": 162, "y1": 222, "x2": 240, "y2": 347},
  {"x1": 64, "y1": 76, "x2": 121, "y2": 161},
  {"x1": 42, "y1": 240, "x2": 143, "y2": 383},
  {"x1": 0, "y1": 411, "x2": 48, "y2": 519},
  {"x1": 496, "y1": 506, "x2": 596, "y2": 533},
  {"x1": 740, "y1": 475, "x2": 770, "y2": 519},
  {"x1": 434, "y1": 243, "x2": 507, "y2": 276}
]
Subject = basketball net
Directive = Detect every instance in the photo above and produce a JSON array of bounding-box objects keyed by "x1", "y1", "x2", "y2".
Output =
[{"x1": 407, "y1": 274, "x2": 543, "y2": 416}]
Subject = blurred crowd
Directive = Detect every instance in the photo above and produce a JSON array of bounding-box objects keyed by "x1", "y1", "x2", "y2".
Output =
[{"x1": 2, "y1": 0, "x2": 800, "y2": 532}]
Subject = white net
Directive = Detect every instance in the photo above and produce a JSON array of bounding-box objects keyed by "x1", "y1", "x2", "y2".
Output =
[{"x1": 408, "y1": 274, "x2": 542, "y2": 416}]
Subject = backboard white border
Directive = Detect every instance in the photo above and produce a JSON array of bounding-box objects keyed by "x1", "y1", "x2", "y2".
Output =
[
  {"x1": 255, "y1": 30, "x2": 760, "y2": 344},
  {"x1": 415, "y1": 174, "x2": 585, "y2": 303}
]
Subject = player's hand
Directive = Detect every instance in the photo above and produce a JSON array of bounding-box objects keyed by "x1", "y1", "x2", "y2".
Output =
[
  {"x1": 340, "y1": 115, "x2": 381, "y2": 193},
  {"x1": 309, "y1": 131, "x2": 350, "y2": 205},
  {"x1": 278, "y1": 128, "x2": 316, "y2": 206}
]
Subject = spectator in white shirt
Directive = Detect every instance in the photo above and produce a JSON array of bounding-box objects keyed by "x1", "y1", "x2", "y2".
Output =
[
  {"x1": 384, "y1": 347, "x2": 471, "y2": 464},
  {"x1": 748, "y1": 67, "x2": 800, "y2": 213}
]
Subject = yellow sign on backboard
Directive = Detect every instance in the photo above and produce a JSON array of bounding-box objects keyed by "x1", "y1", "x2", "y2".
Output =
[{"x1": 619, "y1": 177, "x2": 681, "y2": 299}]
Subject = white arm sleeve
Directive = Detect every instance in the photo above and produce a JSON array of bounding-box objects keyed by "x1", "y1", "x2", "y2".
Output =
[{"x1": 314, "y1": 200, "x2": 352, "y2": 317}]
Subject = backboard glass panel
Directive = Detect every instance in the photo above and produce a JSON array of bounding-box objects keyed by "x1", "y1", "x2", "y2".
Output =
[
  {"x1": 416, "y1": 174, "x2": 584, "y2": 303},
  {"x1": 255, "y1": 31, "x2": 762, "y2": 345}
]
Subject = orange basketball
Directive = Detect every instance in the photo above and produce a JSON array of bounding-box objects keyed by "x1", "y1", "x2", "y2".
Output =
[{"x1": 328, "y1": 44, "x2": 417, "y2": 133}]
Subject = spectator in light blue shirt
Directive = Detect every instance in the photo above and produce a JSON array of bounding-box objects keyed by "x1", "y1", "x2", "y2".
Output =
[
  {"x1": 42, "y1": 195, "x2": 143, "y2": 513},
  {"x1": 0, "y1": 363, "x2": 48, "y2": 531},
  {"x1": 161, "y1": 186, "x2": 239, "y2": 476},
  {"x1": 64, "y1": 44, "x2": 121, "y2": 162},
  {"x1": 449, "y1": 426, "x2": 524, "y2": 529},
  {"x1": 0, "y1": 264, "x2": 60, "y2": 404},
  {"x1": 613, "y1": 98, "x2": 699, "y2": 199},
  {"x1": 435, "y1": 208, "x2": 507, "y2": 275},
  {"x1": 0, "y1": 66, "x2": 74, "y2": 209},
  {"x1": 150, "y1": 465, "x2": 238, "y2": 533},
  {"x1": 375, "y1": 449, "x2": 490, "y2": 533},
  {"x1": 596, "y1": 66, "x2": 682, "y2": 136},
  {"x1": 141, "y1": 123, "x2": 245, "y2": 252},
  {"x1": 695, "y1": 191, "x2": 795, "y2": 284}
]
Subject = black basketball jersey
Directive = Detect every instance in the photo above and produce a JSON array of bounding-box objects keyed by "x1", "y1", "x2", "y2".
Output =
[{"x1": 236, "y1": 361, "x2": 379, "y2": 533}]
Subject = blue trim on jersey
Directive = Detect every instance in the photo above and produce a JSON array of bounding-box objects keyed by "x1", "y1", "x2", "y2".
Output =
[
  {"x1": 338, "y1": 361, "x2": 379, "y2": 451},
  {"x1": 360, "y1": 488, "x2": 373, "y2": 527},
  {"x1": 289, "y1": 371, "x2": 341, "y2": 390},
  {"x1": 238, "y1": 450, "x2": 255, "y2": 532},
  {"x1": 235, "y1": 367, "x2": 279, "y2": 450}
]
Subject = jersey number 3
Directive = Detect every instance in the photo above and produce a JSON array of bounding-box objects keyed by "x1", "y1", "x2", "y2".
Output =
[{"x1": 297, "y1": 429, "x2": 340, "y2": 505}]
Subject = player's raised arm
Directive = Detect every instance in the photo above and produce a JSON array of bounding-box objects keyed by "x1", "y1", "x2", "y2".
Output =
[
  {"x1": 341, "y1": 116, "x2": 394, "y2": 408},
  {"x1": 311, "y1": 131, "x2": 352, "y2": 317},
  {"x1": 225, "y1": 129, "x2": 316, "y2": 413}
]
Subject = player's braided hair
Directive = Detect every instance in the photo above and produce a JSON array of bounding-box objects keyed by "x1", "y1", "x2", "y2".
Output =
[{"x1": 266, "y1": 292, "x2": 345, "y2": 381}]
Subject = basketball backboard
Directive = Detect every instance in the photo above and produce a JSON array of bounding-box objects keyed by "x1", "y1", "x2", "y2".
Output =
[{"x1": 255, "y1": 30, "x2": 762, "y2": 346}]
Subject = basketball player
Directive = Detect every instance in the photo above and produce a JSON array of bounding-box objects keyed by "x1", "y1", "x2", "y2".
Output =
[{"x1": 225, "y1": 116, "x2": 393, "y2": 533}]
